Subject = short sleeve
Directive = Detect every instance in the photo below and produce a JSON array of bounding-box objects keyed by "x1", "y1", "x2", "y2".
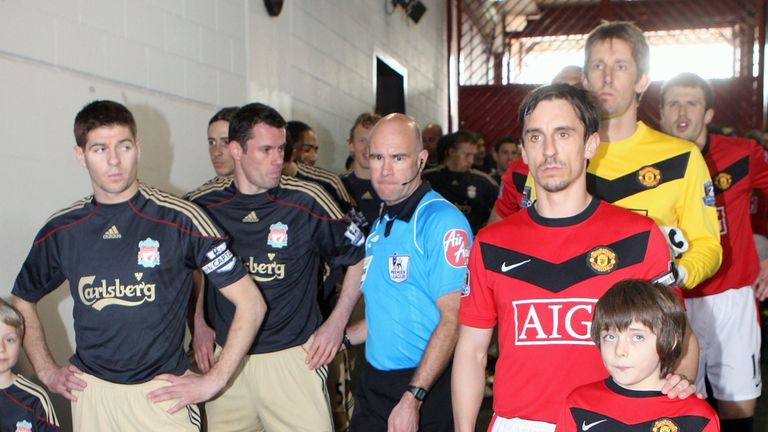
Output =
[
  {"x1": 458, "y1": 235, "x2": 497, "y2": 328},
  {"x1": 422, "y1": 205, "x2": 472, "y2": 300},
  {"x1": 12, "y1": 227, "x2": 66, "y2": 303}
]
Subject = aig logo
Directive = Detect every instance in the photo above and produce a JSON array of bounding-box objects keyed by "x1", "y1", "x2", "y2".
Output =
[{"x1": 512, "y1": 298, "x2": 596, "y2": 345}]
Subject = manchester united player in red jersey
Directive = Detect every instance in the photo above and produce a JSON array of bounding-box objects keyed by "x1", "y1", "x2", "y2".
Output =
[
  {"x1": 453, "y1": 84, "x2": 697, "y2": 432},
  {"x1": 660, "y1": 72, "x2": 768, "y2": 432}
]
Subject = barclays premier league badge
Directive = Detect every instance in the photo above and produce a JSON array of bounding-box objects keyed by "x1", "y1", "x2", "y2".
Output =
[
  {"x1": 137, "y1": 238, "x2": 160, "y2": 268},
  {"x1": 267, "y1": 222, "x2": 288, "y2": 248},
  {"x1": 388, "y1": 253, "x2": 409, "y2": 282}
]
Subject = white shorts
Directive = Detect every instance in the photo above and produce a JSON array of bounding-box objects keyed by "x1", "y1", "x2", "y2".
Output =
[
  {"x1": 489, "y1": 415, "x2": 555, "y2": 432},
  {"x1": 685, "y1": 286, "x2": 762, "y2": 401}
]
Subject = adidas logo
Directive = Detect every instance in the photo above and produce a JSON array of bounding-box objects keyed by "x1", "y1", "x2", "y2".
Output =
[
  {"x1": 450, "y1": 180, "x2": 460, "y2": 186},
  {"x1": 242, "y1": 211, "x2": 259, "y2": 223},
  {"x1": 103, "y1": 225, "x2": 122, "y2": 239},
  {"x1": 361, "y1": 191, "x2": 373, "y2": 200}
]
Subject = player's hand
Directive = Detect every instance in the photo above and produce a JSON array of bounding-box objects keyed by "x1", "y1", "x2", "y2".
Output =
[
  {"x1": 148, "y1": 370, "x2": 225, "y2": 414},
  {"x1": 753, "y1": 258, "x2": 768, "y2": 301},
  {"x1": 387, "y1": 392, "x2": 420, "y2": 432},
  {"x1": 661, "y1": 373, "x2": 703, "y2": 400},
  {"x1": 38, "y1": 364, "x2": 86, "y2": 401},
  {"x1": 305, "y1": 317, "x2": 344, "y2": 369},
  {"x1": 193, "y1": 319, "x2": 217, "y2": 373},
  {"x1": 660, "y1": 226, "x2": 689, "y2": 259}
]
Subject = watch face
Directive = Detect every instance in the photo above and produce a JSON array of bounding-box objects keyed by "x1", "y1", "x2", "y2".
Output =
[{"x1": 409, "y1": 386, "x2": 427, "y2": 401}]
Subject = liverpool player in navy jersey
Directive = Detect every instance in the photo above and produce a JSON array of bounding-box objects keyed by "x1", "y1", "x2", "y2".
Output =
[
  {"x1": 660, "y1": 73, "x2": 767, "y2": 432},
  {"x1": 10, "y1": 101, "x2": 266, "y2": 431},
  {"x1": 207, "y1": 106, "x2": 239, "y2": 177},
  {"x1": 453, "y1": 84, "x2": 697, "y2": 432},
  {"x1": 556, "y1": 280, "x2": 719, "y2": 432},
  {"x1": 0, "y1": 299, "x2": 60, "y2": 431},
  {"x1": 340, "y1": 112, "x2": 384, "y2": 229},
  {"x1": 423, "y1": 131, "x2": 498, "y2": 233},
  {"x1": 187, "y1": 103, "x2": 365, "y2": 431}
]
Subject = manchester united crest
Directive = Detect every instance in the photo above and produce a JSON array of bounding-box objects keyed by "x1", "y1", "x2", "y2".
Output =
[
  {"x1": 137, "y1": 238, "x2": 160, "y2": 269},
  {"x1": 714, "y1": 172, "x2": 732, "y2": 191},
  {"x1": 587, "y1": 246, "x2": 617, "y2": 274},
  {"x1": 267, "y1": 222, "x2": 288, "y2": 248},
  {"x1": 637, "y1": 166, "x2": 661, "y2": 188},
  {"x1": 652, "y1": 418, "x2": 679, "y2": 432}
]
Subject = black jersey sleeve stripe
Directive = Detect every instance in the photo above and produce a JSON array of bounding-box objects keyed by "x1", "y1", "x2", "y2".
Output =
[
  {"x1": 281, "y1": 177, "x2": 346, "y2": 219},
  {"x1": 138, "y1": 184, "x2": 224, "y2": 238},
  {"x1": 479, "y1": 231, "x2": 650, "y2": 292},
  {"x1": 298, "y1": 164, "x2": 355, "y2": 204},
  {"x1": 512, "y1": 172, "x2": 528, "y2": 193},
  {"x1": 587, "y1": 152, "x2": 690, "y2": 203},
  {"x1": 713, "y1": 156, "x2": 749, "y2": 195},
  {"x1": 15, "y1": 375, "x2": 59, "y2": 426},
  {"x1": 570, "y1": 407, "x2": 712, "y2": 431}
]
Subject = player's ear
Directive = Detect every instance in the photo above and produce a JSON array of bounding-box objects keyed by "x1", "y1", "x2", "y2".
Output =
[
  {"x1": 74, "y1": 144, "x2": 86, "y2": 167},
  {"x1": 229, "y1": 140, "x2": 243, "y2": 161},
  {"x1": 584, "y1": 132, "x2": 600, "y2": 159},
  {"x1": 704, "y1": 108, "x2": 715, "y2": 126}
]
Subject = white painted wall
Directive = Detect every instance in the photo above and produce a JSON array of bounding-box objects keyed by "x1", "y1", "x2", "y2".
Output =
[{"x1": 0, "y1": 0, "x2": 447, "y2": 428}]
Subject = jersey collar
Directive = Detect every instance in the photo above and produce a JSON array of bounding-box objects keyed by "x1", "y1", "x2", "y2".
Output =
[
  {"x1": 528, "y1": 196, "x2": 599, "y2": 227},
  {"x1": 605, "y1": 377, "x2": 663, "y2": 398},
  {"x1": 381, "y1": 182, "x2": 432, "y2": 237}
]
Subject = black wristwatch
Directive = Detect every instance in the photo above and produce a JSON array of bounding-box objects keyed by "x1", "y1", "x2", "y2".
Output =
[
  {"x1": 406, "y1": 385, "x2": 428, "y2": 401},
  {"x1": 342, "y1": 332, "x2": 353, "y2": 350}
]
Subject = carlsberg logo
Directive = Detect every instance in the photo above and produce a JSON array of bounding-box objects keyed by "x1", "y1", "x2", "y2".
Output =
[{"x1": 78, "y1": 276, "x2": 156, "y2": 310}]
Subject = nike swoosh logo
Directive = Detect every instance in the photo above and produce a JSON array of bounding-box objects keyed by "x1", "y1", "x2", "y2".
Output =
[
  {"x1": 582, "y1": 419, "x2": 607, "y2": 431},
  {"x1": 501, "y1": 259, "x2": 531, "y2": 272}
]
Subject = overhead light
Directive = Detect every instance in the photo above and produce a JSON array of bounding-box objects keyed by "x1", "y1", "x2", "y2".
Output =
[{"x1": 392, "y1": 0, "x2": 427, "y2": 24}]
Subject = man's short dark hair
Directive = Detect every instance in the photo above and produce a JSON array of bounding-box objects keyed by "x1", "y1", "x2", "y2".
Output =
[
  {"x1": 74, "y1": 100, "x2": 137, "y2": 148},
  {"x1": 660, "y1": 72, "x2": 714, "y2": 111},
  {"x1": 349, "y1": 112, "x2": 382, "y2": 141},
  {"x1": 591, "y1": 279, "x2": 687, "y2": 377},
  {"x1": 209, "y1": 107, "x2": 239, "y2": 126},
  {"x1": 518, "y1": 83, "x2": 600, "y2": 143},
  {"x1": 585, "y1": 21, "x2": 649, "y2": 81},
  {"x1": 228, "y1": 103, "x2": 286, "y2": 152},
  {"x1": 493, "y1": 136, "x2": 518, "y2": 153}
]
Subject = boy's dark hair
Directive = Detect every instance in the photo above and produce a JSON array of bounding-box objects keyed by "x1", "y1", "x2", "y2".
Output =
[
  {"x1": 209, "y1": 107, "x2": 240, "y2": 126},
  {"x1": 74, "y1": 100, "x2": 137, "y2": 148},
  {"x1": 518, "y1": 83, "x2": 601, "y2": 143},
  {"x1": 228, "y1": 103, "x2": 286, "y2": 152},
  {"x1": 660, "y1": 73, "x2": 714, "y2": 111},
  {"x1": 0, "y1": 298, "x2": 24, "y2": 339},
  {"x1": 591, "y1": 279, "x2": 687, "y2": 377}
]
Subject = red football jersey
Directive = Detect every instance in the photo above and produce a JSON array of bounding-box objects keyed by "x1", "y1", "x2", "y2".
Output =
[
  {"x1": 687, "y1": 134, "x2": 768, "y2": 297},
  {"x1": 493, "y1": 158, "x2": 529, "y2": 217},
  {"x1": 460, "y1": 199, "x2": 671, "y2": 423},
  {"x1": 556, "y1": 378, "x2": 719, "y2": 432}
]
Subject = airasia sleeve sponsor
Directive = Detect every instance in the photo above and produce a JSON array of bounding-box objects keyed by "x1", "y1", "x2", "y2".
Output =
[
  {"x1": 443, "y1": 229, "x2": 470, "y2": 268},
  {"x1": 512, "y1": 298, "x2": 597, "y2": 345}
]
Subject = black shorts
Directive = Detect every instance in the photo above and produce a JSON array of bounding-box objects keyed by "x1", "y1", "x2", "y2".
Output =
[{"x1": 350, "y1": 362, "x2": 453, "y2": 432}]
